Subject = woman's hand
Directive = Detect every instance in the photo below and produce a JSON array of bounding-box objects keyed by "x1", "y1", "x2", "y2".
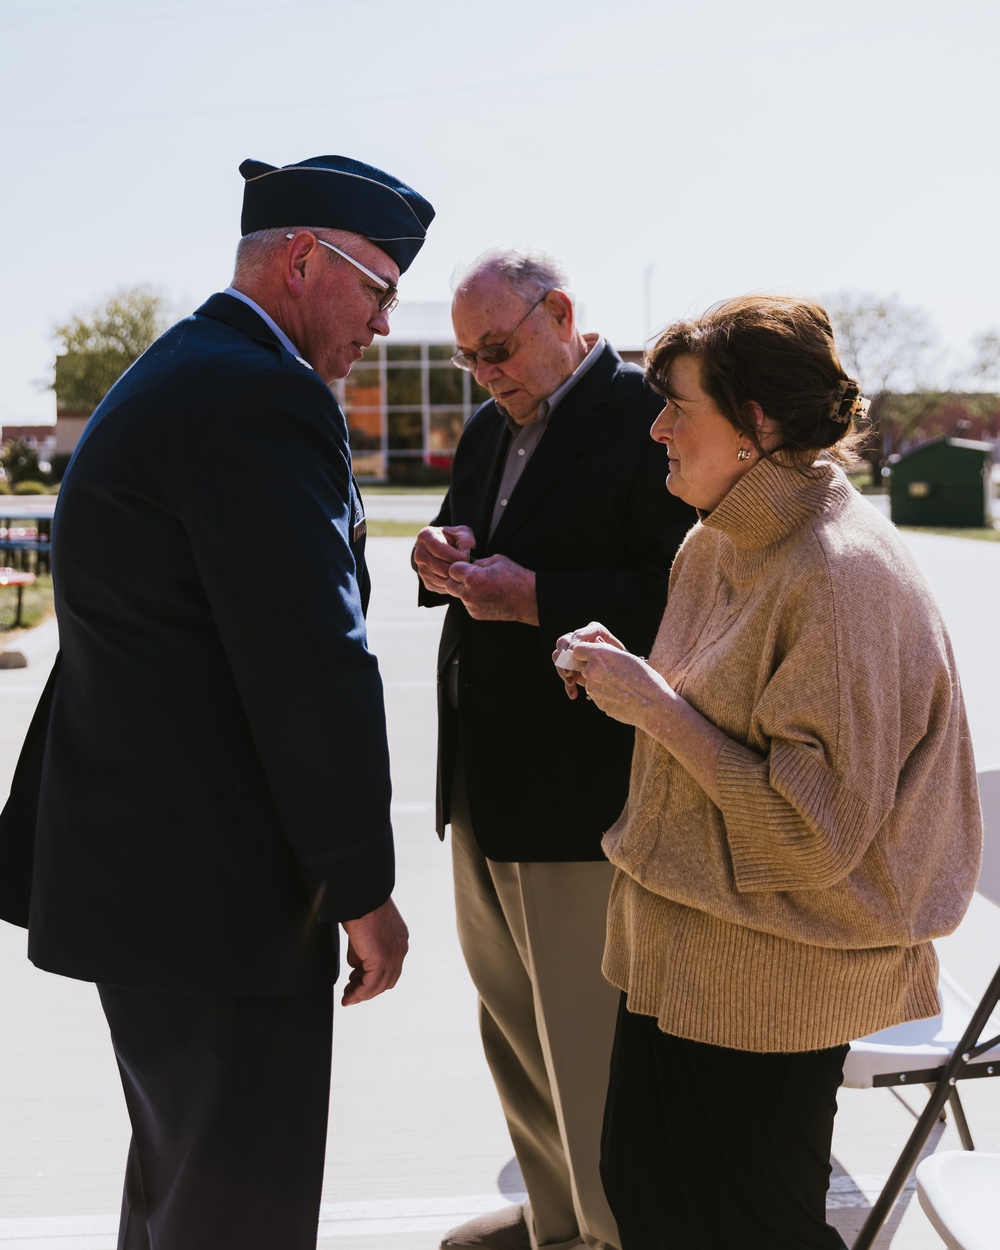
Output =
[
  {"x1": 554, "y1": 621, "x2": 619, "y2": 700},
  {"x1": 554, "y1": 622, "x2": 669, "y2": 730},
  {"x1": 553, "y1": 620, "x2": 729, "y2": 804}
]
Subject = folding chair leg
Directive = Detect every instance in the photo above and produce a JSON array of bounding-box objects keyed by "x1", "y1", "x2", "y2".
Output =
[
  {"x1": 946, "y1": 1086, "x2": 975, "y2": 1150},
  {"x1": 926, "y1": 1082, "x2": 947, "y2": 1124},
  {"x1": 851, "y1": 1078, "x2": 954, "y2": 1250},
  {"x1": 850, "y1": 961, "x2": 1000, "y2": 1248}
]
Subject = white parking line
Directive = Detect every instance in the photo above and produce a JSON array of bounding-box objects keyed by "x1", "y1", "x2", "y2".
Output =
[
  {"x1": 0, "y1": 1177, "x2": 901, "y2": 1245},
  {"x1": 317, "y1": 1194, "x2": 516, "y2": 1236},
  {"x1": 0, "y1": 1195, "x2": 509, "y2": 1247}
]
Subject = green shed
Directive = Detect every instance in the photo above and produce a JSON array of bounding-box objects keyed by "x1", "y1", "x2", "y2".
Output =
[{"x1": 888, "y1": 437, "x2": 993, "y2": 527}]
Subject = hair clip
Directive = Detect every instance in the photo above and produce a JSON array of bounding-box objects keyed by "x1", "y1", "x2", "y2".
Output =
[{"x1": 830, "y1": 379, "x2": 870, "y2": 425}]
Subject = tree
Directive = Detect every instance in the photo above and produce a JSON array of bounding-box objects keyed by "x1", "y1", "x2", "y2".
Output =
[
  {"x1": 51, "y1": 286, "x2": 169, "y2": 413},
  {"x1": 969, "y1": 329, "x2": 1000, "y2": 389},
  {"x1": 1, "y1": 438, "x2": 41, "y2": 485},
  {"x1": 824, "y1": 291, "x2": 943, "y2": 478}
]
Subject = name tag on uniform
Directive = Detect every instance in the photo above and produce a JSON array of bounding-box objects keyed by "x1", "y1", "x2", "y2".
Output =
[
  {"x1": 349, "y1": 475, "x2": 367, "y2": 543},
  {"x1": 351, "y1": 488, "x2": 367, "y2": 543}
]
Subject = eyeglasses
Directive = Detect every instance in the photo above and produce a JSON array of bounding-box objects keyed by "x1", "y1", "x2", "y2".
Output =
[
  {"x1": 286, "y1": 233, "x2": 399, "y2": 314},
  {"x1": 451, "y1": 294, "x2": 548, "y2": 372}
]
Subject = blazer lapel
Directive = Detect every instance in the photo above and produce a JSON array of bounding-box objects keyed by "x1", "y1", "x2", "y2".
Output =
[
  {"x1": 488, "y1": 343, "x2": 621, "y2": 550},
  {"x1": 468, "y1": 414, "x2": 511, "y2": 550}
]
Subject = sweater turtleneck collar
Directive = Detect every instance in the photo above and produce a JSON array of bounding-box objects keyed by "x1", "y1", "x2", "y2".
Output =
[{"x1": 699, "y1": 452, "x2": 856, "y2": 553}]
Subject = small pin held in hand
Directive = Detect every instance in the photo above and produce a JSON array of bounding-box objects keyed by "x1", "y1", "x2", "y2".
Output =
[{"x1": 554, "y1": 648, "x2": 579, "y2": 672}]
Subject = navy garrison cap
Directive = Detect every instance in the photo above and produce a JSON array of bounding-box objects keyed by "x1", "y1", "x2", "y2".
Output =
[{"x1": 239, "y1": 155, "x2": 435, "y2": 273}]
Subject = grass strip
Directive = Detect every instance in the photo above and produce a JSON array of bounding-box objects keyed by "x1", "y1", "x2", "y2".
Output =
[{"x1": 899, "y1": 526, "x2": 1000, "y2": 542}]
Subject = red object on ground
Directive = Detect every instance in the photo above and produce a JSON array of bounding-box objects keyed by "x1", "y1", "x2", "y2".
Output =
[{"x1": 0, "y1": 567, "x2": 37, "y2": 627}]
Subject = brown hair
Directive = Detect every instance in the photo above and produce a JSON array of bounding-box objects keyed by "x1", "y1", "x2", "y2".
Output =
[{"x1": 645, "y1": 294, "x2": 866, "y2": 464}]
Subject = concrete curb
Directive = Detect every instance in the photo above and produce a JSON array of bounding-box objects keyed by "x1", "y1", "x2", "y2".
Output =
[{"x1": 0, "y1": 616, "x2": 59, "y2": 669}]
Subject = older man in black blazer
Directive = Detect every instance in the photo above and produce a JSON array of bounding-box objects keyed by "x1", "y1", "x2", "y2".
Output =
[
  {"x1": 0, "y1": 154, "x2": 433, "y2": 1250},
  {"x1": 414, "y1": 250, "x2": 696, "y2": 1250}
]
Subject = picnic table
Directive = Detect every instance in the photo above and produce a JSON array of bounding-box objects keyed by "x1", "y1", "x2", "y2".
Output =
[
  {"x1": 0, "y1": 567, "x2": 36, "y2": 628},
  {"x1": 0, "y1": 513, "x2": 52, "y2": 573}
]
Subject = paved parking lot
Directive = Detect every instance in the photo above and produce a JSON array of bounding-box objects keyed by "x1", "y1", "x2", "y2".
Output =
[{"x1": 1, "y1": 515, "x2": 999, "y2": 1249}]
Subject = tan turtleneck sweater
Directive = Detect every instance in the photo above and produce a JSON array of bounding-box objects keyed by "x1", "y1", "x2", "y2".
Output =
[{"x1": 602, "y1": 455, "x2": 982, "y2": 1053}]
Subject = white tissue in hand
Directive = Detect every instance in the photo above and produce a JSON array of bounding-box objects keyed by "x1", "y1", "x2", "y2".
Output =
[{"x1": 554, "y1": 648, "x2": 578, "y2": 671}]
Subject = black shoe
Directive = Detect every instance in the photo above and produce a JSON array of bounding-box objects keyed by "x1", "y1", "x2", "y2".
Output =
[{"x1": 440, "y1": 1203, "x2": 531, "y2": 1249}]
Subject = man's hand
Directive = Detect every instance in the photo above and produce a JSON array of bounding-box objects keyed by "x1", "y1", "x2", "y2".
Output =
[
  {"x1": 413, "y1": 525, "x2": 477, "y2": 596},
  {"x1": 340, "y1": 897, "x2": 409, "y2": 1006},
  {"x1": 447, "y1": 554, "x2": 539, "y2": 624}
]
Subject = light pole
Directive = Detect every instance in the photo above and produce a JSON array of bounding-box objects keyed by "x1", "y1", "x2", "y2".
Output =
[{"x1": 643, "y1": 262, "x2": 655, "y2": 344}]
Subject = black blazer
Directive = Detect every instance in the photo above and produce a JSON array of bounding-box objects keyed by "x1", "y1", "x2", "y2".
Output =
[
  {"x1": 0, "y1": 294, "x2": 394, "y2": 995},
  {"x1": 418, "y1": 343, "x2": 696, "y2": 861}
]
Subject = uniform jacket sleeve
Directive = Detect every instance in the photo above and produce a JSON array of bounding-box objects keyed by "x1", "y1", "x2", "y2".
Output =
[{"x1": 182, "y1": 365, "x2": 393, "y2": 922}]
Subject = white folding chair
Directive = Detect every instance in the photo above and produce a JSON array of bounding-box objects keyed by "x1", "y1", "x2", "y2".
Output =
[
  {"x1": 916, "y1": 1150, "x2": 1000, "y2": 1250},
  {"x1": 841, "y1": 765, "x2": 1000, "y2": 1250}
]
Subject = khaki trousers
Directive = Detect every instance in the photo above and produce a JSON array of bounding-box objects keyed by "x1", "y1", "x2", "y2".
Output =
[{"x1": 451, "y1": 774, "x2": 620, "y2": 1250}]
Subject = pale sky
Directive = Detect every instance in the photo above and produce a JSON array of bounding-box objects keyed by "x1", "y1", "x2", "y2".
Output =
[{"x1": 2, "y1": 0, "x2": 998, "y2": 424}]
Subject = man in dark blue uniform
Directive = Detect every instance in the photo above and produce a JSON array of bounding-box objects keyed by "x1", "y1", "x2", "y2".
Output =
[{"x1": 0, "y1": 154, "x2": 434, "y2": 1250}]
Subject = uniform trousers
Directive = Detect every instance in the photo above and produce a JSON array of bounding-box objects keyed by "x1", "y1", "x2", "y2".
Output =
[
  {"x1": 97, "y1": 982, "x2": 334, "y2": 1250},
  {"x1": 600, "y1": 994, "x2": 850, "y2": 1250},
  {"x1": 450, "y1": 767, "x2": 620, "y2": 1250}
]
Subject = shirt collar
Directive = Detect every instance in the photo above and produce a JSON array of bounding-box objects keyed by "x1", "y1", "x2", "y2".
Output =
[
  {"x1": 541, "y1": 334, "x2": 604, "y2": 419},
  {"x1": 224, "y1": 286, "x2": 306, "y2": 362}
]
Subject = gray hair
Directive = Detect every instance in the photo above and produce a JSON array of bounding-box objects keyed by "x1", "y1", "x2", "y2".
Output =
[
  {"x1": 233, "y1": 226, "x2": 354, "y2": 283},
  {"x1": 233, "y1": 227, "x2": 291, "y2": 282},
  {"x1": 454, "y1": 247, "x2": 573, "y2": 305}
]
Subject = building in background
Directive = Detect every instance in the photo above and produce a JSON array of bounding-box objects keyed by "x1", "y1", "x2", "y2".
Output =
[
  {"x1": 44, "y1": 301, "x2": 652, "y2": 486},
  {"x1": 334, "y1": 302, "x2": 488, "y2": 483},
  {"x1": 53, "y1": 353, "x2": 92, "y2": 459},
  {"x1": 0, "y1": 426, "x2": 57, "y2": 466}
]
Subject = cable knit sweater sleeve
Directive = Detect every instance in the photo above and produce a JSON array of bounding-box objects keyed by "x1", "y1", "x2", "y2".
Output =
[
  {"x1": 713, "y1": 525, "x2": 957, "y2": 893},
  {"x1": 605, "y1": 458, "x2": 980, "y2": 950}
]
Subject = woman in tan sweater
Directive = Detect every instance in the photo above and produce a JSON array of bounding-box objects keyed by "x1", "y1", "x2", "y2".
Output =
[{"x1": 554, "y1": 294, "x2": 981, "y2": 1250}]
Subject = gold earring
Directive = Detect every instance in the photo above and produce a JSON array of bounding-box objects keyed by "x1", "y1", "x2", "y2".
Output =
[{"x1": 736, "y1": 447, "x2": 751, "y2": 461}]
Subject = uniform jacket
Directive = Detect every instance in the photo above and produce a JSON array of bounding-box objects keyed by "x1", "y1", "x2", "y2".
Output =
[
  {"x1": 0, "y1": 294, "x2": 394, "y2": 996},
  {"x1": 418, "y1": 342, "x2": 696, "y2": 862}
]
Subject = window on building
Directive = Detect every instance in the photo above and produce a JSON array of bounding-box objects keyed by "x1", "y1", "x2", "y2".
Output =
[{"x1": 337, "y1": 335, "x2": 488, "y2": 484}]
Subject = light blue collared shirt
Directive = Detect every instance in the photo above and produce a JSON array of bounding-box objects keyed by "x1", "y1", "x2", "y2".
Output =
[{"x1": 223, "y1": 286, "x2": 308, "y2": 366}]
